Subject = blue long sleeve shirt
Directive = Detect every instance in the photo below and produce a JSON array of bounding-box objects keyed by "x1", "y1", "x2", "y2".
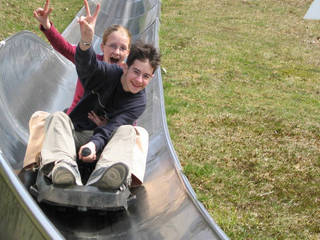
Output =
[{"x1": 71, "y1": 45, "x2": 146, "y2": 152}]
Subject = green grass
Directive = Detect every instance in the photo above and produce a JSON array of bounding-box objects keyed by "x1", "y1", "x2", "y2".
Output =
[
  {"x1": 0, "y1": 0, "x2": 82, "y2": 40},
  {"x1": 1, "y1": 0, "x2": 320, "y2": 239},
  {"x1": 160, "y1": 0, "x2": 320, "y2": 239}
]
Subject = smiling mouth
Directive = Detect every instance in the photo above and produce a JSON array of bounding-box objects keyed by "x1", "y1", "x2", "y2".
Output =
[
  {"x1": 109, "y1": 57, "x2": 120, "y2": 64},
  {"x1": 131, "y1": 81, "x2": 142, "y2": 89}
]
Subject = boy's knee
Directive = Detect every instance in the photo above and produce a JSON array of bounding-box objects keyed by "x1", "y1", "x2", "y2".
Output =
[
  {"x1": 45, "y1": 112, "x2": 70, "y2": 128},
  {"x1": 49, "y1": 111, "x2": 68, "y2": 121},
  {"x1": 114, "y1": 125, "x2": 149, "y2": 139},
  {"x1": 118, "y1": 125, "x2": 134, "y2": 131},
  {"x1": 134, "y1": 126, "x2": 148, "y2": 137},
  {"x1": 115, "y1": 125, "x2": 135, "y2": 137}
]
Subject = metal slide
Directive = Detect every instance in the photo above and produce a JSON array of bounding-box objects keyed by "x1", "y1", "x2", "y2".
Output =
[
  {"x1": 0, "y1": 0, "x2": 228, "y2": 239},
  {"x1": 304, "y1": 0, "x2": 320, "y2": 19}
]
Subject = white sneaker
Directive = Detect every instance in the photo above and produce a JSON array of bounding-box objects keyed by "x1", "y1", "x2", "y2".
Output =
[
  {"x1": 52, "y1": 161, "x2": 83, "y2": 186},
  {"x1": 86, "y1": 163, "x2": 128, "y2": 190}
]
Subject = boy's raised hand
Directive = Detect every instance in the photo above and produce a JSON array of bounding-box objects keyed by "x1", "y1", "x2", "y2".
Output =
[
  {"x1": 78, "y1": 0, "x2": 100, "y2": 49},
  {"x1": 33, "y1": 0, "x2": 52, "y2": 30}
]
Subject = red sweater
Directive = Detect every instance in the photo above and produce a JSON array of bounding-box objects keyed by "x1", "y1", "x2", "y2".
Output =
[{"x1": 40, "y1": 23, "x2": 103, "y2": 114}]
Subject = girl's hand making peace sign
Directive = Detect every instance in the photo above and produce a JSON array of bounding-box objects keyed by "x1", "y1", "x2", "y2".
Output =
[{"x1": 33, "y1": 0, "x2": 53, "y2": 30}]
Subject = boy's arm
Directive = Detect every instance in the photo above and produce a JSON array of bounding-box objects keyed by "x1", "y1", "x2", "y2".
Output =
[
  {"x1": 79, "y1": 105, "x2": 144, "y2": 162},
  {"x1": 90, "y1": 105, "x2": 145, "y2": 153},
  {"x1": 75, "y1": 45, "x2": 120, "y2": 90},
  {"x1": 75, "y1": 0, "x2": 107, "y2": 90}
]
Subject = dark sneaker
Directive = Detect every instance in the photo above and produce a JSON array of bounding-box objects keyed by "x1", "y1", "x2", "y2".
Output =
[
  {"x1": 52, "y1": 161, "x2": 82, "y2": 186},
  {"x1": 86, "y1": 163, "x2": 129, "y2": 190},
  {"x1": 18, "y1": 167, "x2": 37, "y2": 190}
]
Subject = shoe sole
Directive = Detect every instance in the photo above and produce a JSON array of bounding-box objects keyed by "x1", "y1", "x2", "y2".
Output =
[
  {"x1": 52, "y1": 166, "x2": 76, "y2": 186},
  {"x1": 96, "y1": 163, "x2": 128, "y2": 190}
]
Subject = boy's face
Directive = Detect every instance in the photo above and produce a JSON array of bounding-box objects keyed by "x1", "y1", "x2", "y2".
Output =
[{"x1": 121, "y1": 59, "x2": 154, "y2": 94}]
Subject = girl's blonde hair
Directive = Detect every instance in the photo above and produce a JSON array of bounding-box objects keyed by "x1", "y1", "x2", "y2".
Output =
[{"x1": 102, "y1": 25, "x2": 131, "y2": 47}]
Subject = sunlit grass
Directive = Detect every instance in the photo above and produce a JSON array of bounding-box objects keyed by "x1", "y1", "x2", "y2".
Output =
[
  {"x1": 160, "y1": 0, "x2": 320, "y2": 239},
  {"x1": 0, "y1": 0, "x2": 82, "y2": 40}
]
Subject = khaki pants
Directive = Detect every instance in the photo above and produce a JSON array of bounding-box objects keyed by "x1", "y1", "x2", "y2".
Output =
[
  {"x1": 39, "y1": 111, "x2": 148, "y2": 184},
  {"x1": 23, "y1": 111, "x2": 50, "y2": 169}
]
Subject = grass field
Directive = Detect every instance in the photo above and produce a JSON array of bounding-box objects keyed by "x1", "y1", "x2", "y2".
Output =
[
  {"x1": 1, "y1": 0, "x2": 320, "y2": 239},
  {"x1": 160, "y1": 0, "x2": 320, "y2": 239},
  {"x1": 0, "y1": 0, "x2": 81, "y2": 40}
]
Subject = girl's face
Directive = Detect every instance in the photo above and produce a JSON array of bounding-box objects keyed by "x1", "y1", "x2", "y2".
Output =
[{"x1": 101, "y1": 30, "x2": 130, "y2": 65}]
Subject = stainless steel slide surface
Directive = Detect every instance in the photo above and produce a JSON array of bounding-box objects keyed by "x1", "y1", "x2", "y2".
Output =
[{"x1": 0, "y1": 0, "x2": 228, "y2": 239}]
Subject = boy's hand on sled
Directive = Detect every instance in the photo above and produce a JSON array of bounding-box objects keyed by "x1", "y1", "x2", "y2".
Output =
[{"x1": 79, "y1": 141, "x2": 96, "y2": 162}]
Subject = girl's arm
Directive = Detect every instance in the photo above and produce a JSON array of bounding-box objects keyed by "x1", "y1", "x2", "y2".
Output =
[{"x1": 34, "y1": 0, "x2": 76, "y2": 63}]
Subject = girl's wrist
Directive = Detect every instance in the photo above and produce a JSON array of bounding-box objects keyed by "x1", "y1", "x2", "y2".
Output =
[{"x1": 43, "y1": 21, "x2": 51, "y2": 30}]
